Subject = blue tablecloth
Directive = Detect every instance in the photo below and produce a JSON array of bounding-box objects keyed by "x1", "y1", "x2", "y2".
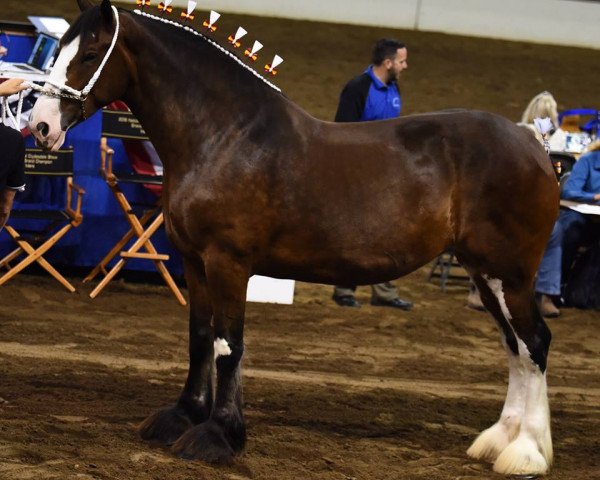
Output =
[{"x1": 0, "y1": 33, "x2": 36, "y2": 62}]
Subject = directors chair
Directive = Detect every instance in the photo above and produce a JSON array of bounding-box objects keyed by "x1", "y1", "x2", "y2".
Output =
[
  {"x1": 84, "y1": 104, "x2": 186, "y2": 305},
  {"x1": 426, "y1": 248, "x2": 470, "y2": 292},
  {"x1": 0, "y1": 147, "x2": 84, "y2": 292}
]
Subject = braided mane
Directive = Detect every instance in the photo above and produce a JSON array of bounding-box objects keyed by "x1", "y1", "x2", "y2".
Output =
[{"x1": 132, "y1": 9, "x2": 282, "y2": 93}]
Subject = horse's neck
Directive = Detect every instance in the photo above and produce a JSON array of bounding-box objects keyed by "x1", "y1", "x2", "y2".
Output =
[{"x1": 121, "y1": 17, "x2": 298, "y2": 170}]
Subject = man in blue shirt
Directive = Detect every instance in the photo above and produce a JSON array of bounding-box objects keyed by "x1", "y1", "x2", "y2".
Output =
[
  {"x1": 536, "y1": 145, "x2": 600, "y2": 316},
  {"x1": 332, "y1": 39, "x2": 413, "y2": 310},
  {"x1": 334, "y1": 39, "x2": 406, "y2": 124}
]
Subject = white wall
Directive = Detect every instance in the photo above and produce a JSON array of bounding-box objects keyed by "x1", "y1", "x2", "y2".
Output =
[
  {"x1": 182, "y1": 0, "x2": 421, "y2": 30},
  {"x1": 122, "y1": 0, "x2": 600, "y2": 49},
  {"x1": 417, "y1": 0, "x2": 600, "y2": 49}
]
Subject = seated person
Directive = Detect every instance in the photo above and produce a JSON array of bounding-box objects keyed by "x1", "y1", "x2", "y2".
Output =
[{"x1": 536, "y1": 142, "x2": 600, "y2": 317}]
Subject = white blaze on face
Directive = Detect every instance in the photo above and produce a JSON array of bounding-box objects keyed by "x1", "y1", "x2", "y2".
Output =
[{"x1": 29, "y1": 36, "x2": 81, "y2": 151}]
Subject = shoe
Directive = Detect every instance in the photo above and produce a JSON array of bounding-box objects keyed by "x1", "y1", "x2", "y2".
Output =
[
  {"x1": 370, "y1": 297, "x2": 413, "y2": 311},
  {"x1": 467, "y1": 289, "x2": 486, "y2": 311},
  {"x1": 332, "y1": 295, "x2": 361, "y2": 308},
  {"x1": 537, "y1": 294, "x2": 560, "y2": 318}
]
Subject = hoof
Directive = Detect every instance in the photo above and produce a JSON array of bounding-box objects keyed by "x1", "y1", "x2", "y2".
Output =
[
  {"x1": 493, "y1": 436, "x2": 549, "y2": 476},
  {"x1": 172, "y1": 420, "x2": 238, "y2": 464},
  {"x1": 138, "y1": 405, "x2": 195, "y2": 446},
  {"x1": 467, "y1": 421, "x2": 514, "y2": 463}
]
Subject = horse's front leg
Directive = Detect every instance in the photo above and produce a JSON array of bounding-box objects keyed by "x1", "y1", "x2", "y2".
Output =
[
  {"x1": 172, "y1": 249, "x2": 249, "y2": 464},
  {"x1": 139, "y1": 259, "x2": 214, "y2": 445}
]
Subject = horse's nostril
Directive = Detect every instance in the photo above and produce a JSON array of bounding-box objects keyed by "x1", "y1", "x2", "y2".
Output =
[{"x1": 37, "y1": 122, "x2": 50, "y2": 137}]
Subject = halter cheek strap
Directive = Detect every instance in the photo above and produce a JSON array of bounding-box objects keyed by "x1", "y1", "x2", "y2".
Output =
[{"x1": 27, "y1": 5, "x2": 121, "y2": 118}]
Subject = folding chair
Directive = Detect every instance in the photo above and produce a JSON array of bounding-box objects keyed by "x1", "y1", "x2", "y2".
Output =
[
  {"x1": 0, "y1": 147, "x2": 84, "y2": 292},
  {"x1": 426, "y1": 248, "x2": 470, "y2": 292},
  {"x1": 83, "y1": 105, "x2": 186, "y2": 305}
]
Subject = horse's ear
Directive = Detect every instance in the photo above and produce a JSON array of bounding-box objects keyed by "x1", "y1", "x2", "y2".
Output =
[
  {"x1": 77, "y1": 0, "x2": 94, "y2": 11},
  {"x1": 100, "y1": 0, "x2": 113, "y2": 23}
]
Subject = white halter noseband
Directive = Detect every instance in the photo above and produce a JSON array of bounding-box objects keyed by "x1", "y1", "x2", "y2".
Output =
[{"x1": 27, "y1": 5, "x2": 121, "y2": 117}]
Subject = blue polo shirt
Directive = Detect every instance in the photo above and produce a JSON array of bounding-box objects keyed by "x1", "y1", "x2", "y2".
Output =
[
  {"x1": 361, "y1": 66, "x2": 401, "y2": 121},
  {"x1": 334, "y1": 66, "x2": 402, "y2": 123}
]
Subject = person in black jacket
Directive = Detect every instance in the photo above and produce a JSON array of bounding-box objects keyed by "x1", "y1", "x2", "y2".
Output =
[
  {"x1": 0, "y1": 77, "x2": 28, "y2": 229},
  {"x1": 331, "y1": 39, "x2": 413, "y2": 311}
]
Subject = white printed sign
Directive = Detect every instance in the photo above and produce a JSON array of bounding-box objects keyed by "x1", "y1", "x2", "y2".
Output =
[{"x1": 246, "y1": 275, "x2": 295, "y2": 304}]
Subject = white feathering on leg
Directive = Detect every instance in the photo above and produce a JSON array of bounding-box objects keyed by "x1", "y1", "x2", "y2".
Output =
[
  {"x1": 467, "y1": 348, "x2": 524, "y2": 462},
  {"x1": 467, "y1": 422, "x2": 513, "y2": 462},
  {"x1": 469, "y1": 276, "x2": 552, "y2": 475},
  {"x1": 493, "y1": 436, "x2": 548, "y2": 475}
]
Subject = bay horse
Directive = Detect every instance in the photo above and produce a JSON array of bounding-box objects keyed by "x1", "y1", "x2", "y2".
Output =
[{"x1": 29, "y1": 0, "x2": 558, "y2": 475}]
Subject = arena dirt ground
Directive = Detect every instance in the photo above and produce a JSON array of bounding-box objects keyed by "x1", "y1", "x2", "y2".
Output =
[
  {"x1": 1, "y1": 272, "x2": 600, "y2": 480},
  {"x1": 2, "y1": 1, "x2": 600, "y2": 479}
]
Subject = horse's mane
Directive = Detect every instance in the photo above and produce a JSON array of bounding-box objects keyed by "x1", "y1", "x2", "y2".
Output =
[
  {"x1": 133, "y1": 10, "x2": 281, "y2": 92},
  {"x1": 62, "y1": 5, "x2": 105, "y2": 44},
  {"x1": 63, "y1": 6, "x2": 283, "y2": 96},
  {"x1": 521, "y1": 91, "x2": 558, "y2": 127},
  {"x1": 133, "y1": 9, "x2": 283, "y2": 94}
]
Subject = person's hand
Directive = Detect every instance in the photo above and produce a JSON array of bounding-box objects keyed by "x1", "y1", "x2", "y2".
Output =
[
  {"x1": 0, "y1": 78, "x2": 28, "y2": 96},
  {"x1": 594, "y1": 193, "x2": 600, "y2": 202},
  {"x1": 0, "y1": 45, "x2": 7, "y2": 58}
]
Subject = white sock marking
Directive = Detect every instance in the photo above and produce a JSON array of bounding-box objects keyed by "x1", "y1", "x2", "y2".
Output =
[{"x1": 473, "y1": 275, "x2": 552, "y2": 474}]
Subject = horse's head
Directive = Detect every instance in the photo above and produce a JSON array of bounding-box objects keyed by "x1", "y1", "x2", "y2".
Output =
[{"x1": 30, "y1": 0, "x2": 135, "y2": 150}]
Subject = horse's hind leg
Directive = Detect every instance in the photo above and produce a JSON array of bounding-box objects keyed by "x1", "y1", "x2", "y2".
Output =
[
  {"x1": 466, "y1": 273, "x2": 552, "y2": 476},
  {"x1": 139, "y1": 259, "x2": 214, "y2": 445},
  {"x1": 172, "y1": 248, "x2": 248, "y2": 464}
]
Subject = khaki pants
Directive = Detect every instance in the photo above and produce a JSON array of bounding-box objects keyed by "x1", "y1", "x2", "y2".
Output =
[{"x1": 334, "y1": 281, "x2": 398, "y2": 302}]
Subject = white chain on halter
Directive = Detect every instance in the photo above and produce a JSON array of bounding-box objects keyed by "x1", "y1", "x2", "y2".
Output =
[
  {"x1": 26, "y1": 5, "x2": 121, "y2": 104},
  {"x1": 1, "y1": 91, "x2": 25, "y2": 130}
]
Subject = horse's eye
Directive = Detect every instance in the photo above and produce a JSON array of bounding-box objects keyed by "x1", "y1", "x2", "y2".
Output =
[{"x1": 83, "y1": 52, "x2": 98, "y2": 63}]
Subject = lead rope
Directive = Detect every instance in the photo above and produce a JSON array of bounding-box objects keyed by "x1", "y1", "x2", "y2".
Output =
[{"x1": 1, "y1": 91, "x2": 24, "y2": 130}]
